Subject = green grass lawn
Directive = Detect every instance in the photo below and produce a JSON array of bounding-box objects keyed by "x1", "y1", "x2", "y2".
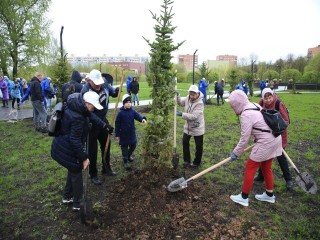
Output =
[{"x1": 0, "y1": 92, "x2": 319, "y2": 239}]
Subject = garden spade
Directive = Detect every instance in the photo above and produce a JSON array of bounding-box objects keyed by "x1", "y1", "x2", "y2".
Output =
[
  {"x1": 80, "y1": 166, "x2": 93, "y2": 224},
  {"x1": 168, "y1": 145, "x2": 254, "y2": 192},
  {"x1": 172, "y1": 77, "x2": 179, "y2": 170},
  {"x1": 282, "y1": 149, "x2": 317, "y2": 194}
]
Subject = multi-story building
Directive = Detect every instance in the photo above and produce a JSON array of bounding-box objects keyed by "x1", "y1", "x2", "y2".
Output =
[
  {"x1": 307, "y1": 45, "x2": 320, "y2": 59},
  {"x1": 66, "y1": 54, "x2": 149, "y2": 74},
  {"x1": 178, "y1": 54, "x2": 198, "y2": 71},
  {"x1": 216, "y1": 54, "x2": 237, "y2": 67}
]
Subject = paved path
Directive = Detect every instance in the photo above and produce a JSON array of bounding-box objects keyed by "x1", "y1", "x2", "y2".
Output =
[{"x1": 1, "y1": 86, "x2": 314, "y2": 121}]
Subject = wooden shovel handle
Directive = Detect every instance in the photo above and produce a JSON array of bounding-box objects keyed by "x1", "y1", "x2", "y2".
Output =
[
  {"x1": 173, "y1": 77, "x2": 177, "y2": 149},
  {"x1": 282, "y1": 149, "x2": 300, "y2": 173},
  {"x1": 189, "y1": 144, "x2": 254, "y2": 181},
  {"x1": 102, "y1": 74, "x2": 125, "y2": 162}
]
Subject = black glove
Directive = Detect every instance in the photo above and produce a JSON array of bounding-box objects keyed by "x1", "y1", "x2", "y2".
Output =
[
  {"x1": 176, "y1": 91, "x2": 180, "y2": 96},
  {"x1": 114, "y1": 87, "x2": 119, "y2": 96},
  {"x1": 104, "y1": 123, "x2": 114, "y2": 135},
  {"x1": 176, "y1": 110, "x2": 183, "y2": 116}
]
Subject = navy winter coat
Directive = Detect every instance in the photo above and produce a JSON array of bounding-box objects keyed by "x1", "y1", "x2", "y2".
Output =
[
  {"x1": 115, "y1": 107, "x2": 145, "y2": 146},
  {"x1": 51, "y1": 93, "x2": 90, "y2": 173}
]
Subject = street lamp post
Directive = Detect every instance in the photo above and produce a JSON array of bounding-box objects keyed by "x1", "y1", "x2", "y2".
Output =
[
  {"x1": 99, "y1": 62, "x2": 103, "y2": 72},
  {"x1": 60, "y1": 26, "x2": 64, "y2": 59},
  {"x1": 192, "y1": 49, "x2": 198, "y2": 85}
]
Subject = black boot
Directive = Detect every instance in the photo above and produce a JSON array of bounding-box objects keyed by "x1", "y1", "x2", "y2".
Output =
[
  {"x1": 133, "y1": 101, "x2": 135, "y2": 106},
  {"x1": 102, "y1": 162, "x2": 117, "y2": 176},
  {"x1": 137, "y1": 101, "x2": 139, "y2": 105},
  {"x1": 254, "y1": 169, "x2": 264, "y2": 182},
  {"x1": 123, "y1": 158, "x2": 131, "y2": 170}
]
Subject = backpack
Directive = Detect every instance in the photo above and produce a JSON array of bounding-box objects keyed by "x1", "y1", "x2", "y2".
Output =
[
  {"x1": 275, "y1": 99, "x2": 290, "y2": 124},
  {"x1": 245, "y1": 103, "x2": 288, "y2": 137},
  {"x1": 48, "y1": 102, "x2": 64, "y2": 137},
  {"x1": 62, "y1": 82, "x2": 76, "y2": 103}
]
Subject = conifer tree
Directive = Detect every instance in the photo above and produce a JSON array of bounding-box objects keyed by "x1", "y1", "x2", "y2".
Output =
[{"x1": 142, "y1": 0, "x2": 184, "y2": 165}]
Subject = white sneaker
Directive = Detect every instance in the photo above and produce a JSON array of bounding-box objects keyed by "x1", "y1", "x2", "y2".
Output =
[
  {"x1": 255, "y1": 192, "x2": 275, "y2": 203},
  {"x1": 230, "y1": 193, "x2": 249, "y2": 207}
]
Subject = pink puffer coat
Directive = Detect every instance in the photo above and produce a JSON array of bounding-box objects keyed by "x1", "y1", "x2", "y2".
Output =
[{"x1": 229, "y1": 90, "x2": 282, "y2": 162}]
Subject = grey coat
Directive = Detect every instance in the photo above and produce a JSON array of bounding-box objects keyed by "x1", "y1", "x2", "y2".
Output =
[{"x1": 177, "y1": 92, "x2": 205, "y2": 136}]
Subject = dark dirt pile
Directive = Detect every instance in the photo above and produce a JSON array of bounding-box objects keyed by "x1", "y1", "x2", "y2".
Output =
[{"x1": 64, "y1": 167, "x2": 269, "y2": 240}]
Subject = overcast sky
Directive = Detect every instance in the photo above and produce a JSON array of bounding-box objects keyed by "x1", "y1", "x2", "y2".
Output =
[{"x1": 48, "y1": 0, "x2": 320, "y2": 64}]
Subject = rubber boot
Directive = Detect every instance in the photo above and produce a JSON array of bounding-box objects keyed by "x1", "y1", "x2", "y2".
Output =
[
  {"x1": 123, "y1": 158, "x2": 131, "y2": 170},
  {"x1": 137, "y1": 101, "x2": 139, "y2": 105},
  {"x1": 133, "y1": 101, "x2": 135, "y2": 106},
  {"x1": 102, "y1": 161, "x2": 117, "y2": 176}
]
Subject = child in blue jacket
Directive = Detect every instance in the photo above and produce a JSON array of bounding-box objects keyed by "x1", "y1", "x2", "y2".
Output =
[{"x1": 115, "y1": 94, "x2": 147, "y2": 170}]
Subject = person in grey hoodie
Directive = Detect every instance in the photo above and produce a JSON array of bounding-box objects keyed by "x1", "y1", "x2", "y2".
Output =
[
  {"x1": 176, "y1": 85, "x2": 205, "y2": 168},
  {"x1": 228, "y1": 89, "x2": 282, "y2": 207}
]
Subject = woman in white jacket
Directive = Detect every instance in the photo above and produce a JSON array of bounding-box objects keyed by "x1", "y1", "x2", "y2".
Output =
[
  {"x1": 228, "y1": 90, "x2": 282, "y2": 207},
  {"x1": 176, "y1": 85, "x2": 205, "y2": 167}
]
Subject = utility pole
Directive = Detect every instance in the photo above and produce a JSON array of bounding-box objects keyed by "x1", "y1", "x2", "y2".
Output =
[{"x1": 192, "y1": 49, "x2": 198, "y2": 85}]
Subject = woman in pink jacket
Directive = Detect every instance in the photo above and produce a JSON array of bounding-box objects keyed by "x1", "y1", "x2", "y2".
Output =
[{"x1": 228, "y1": 90, "x2": 282, "y2": 207}]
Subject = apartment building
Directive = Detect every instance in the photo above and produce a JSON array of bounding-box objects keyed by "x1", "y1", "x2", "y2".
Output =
[
  {"x1": 178, "y1": 54, "x2": 198, "y2": 71},
  {"x1": 307, "y1": 45, "x2": 320, "y2": 59}
]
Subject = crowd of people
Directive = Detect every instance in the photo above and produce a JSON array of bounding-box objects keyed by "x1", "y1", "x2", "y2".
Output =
[{"x1": 2, "y1": 71, "x2": 292, "y2": 211}]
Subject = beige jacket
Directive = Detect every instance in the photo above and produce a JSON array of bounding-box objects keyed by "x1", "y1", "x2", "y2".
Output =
[{"x1": 177, "y1": 92, "x2": 205, "y2": 136}]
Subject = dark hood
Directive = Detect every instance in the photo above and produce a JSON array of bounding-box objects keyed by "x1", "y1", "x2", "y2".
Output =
[
  {"x1": 71, "y1": 70, "x2": 82, "y2": 83},
  {"x1": 67, "y1": 93, "x2": 89, "y2": 116}
]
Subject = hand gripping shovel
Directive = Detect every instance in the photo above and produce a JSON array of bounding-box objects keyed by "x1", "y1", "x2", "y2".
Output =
[
  {"x1": 168, "y1": 145, "x2": 254, "y2": 192},
  {"x1": 172, "y1": 77, "x2": 179, "y2": 170},
  {"x1": 282, "y1": 149, "x2": 317, "y2": 194}
]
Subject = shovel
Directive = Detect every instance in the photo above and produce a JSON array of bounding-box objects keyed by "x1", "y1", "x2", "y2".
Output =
[
  {"x1": 168, "y1": 145, "x2": 254, "y2": 192},
  {"x1": 80, "y1": 132, "x2": 93, "y2": 224},
  {"x1": 172, "y1": 76, "x2": 179, "y2": 170},
  {"x1": 282, "y1": 149, "x2": 317, "y2": 194},
  {"x1": 102, "y1": 74, "x2": 125, "y2": 166},
  {"x1": 80, "y1": 166, "x2": 93, "y2": 224}
]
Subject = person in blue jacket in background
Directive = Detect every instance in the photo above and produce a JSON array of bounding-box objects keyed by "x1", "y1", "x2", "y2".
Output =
[
  {"x1": 198, "y1": 77, "x2": 209, "y2": 104},
  {"x1": 126, "y1": 75, "x2": 132, "y2": 94}
]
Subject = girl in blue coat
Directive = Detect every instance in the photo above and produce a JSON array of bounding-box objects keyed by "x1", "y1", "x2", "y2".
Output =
[
  {"x1": 51, "y1": 91, "x2": 103, "y2": 211},
  {"x1": 115, "y1": 94, "x2": 147, "y2": 170},
  {"x1": 11, "y1": 78, "x2": 22, "y2": 109}
]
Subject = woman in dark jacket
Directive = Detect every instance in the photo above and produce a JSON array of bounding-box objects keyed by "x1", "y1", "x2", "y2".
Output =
[
  {"x1": 129, "y1": 76, "x2": 140, "y2": 105},
  {"x1": 51, "y1": 91, "x2": 103, "y2": 211}
]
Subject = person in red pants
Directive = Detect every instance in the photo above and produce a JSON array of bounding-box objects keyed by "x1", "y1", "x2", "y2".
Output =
[{"x1": 228, "y1": 90, "x2": 282, "y2": 207}]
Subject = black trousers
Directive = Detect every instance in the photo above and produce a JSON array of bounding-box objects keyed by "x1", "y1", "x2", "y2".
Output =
[
  {"x1": 88, "y1": 125, "x2": 111, "y2": 178},
  {"x1": 217, "y1": 94, "x2": 224, "y2": 104},
  {"x1": 121, "y1": 144, "x2": 136, "y2": 163},
  {"x1": 257, "y1": 151, "x2": 292, "y2": 181},
  {"x1": 63, "y1": 170, "x2": 83, "y2": 205},
  {"x1": 12, "y1": 97, "x2": 20, "y2": 108},
  {"x1": 183, "y1": 133, "x2": 203, "y2": 165}
]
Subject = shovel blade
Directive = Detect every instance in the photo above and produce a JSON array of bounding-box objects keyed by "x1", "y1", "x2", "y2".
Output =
[
  {"x1": 80, "y1": 199, "x2": 93, "y2": 224},
  {"x1": 296, "y1": 172, "x2": 317, "y2": 194},
  {"x1": 172, "y1": 153, "x2": 179, "y2": 170},
  {"x1": 167, "y1": 177, "x2": 187, "y2": 192}
]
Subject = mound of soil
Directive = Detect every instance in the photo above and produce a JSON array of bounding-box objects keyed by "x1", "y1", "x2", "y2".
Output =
[{"x1": 64, "y1": 167, "x2": 269, "y2": 239}]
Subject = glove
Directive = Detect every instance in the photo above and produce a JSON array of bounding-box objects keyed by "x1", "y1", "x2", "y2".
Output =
[
  {"x1": 230, "y1": 152, "x2": 238, "y2": 161},
  {"x1": 104, "y1": 123, "x2": 114, "y2": 135},
  {"x1": 176, "y1": 110, "x2": 182, "y2": 116},
  {"x1": 142, "y1": 119, "x2": 147, "y2": 124},
  {"x1": 176, "y1": 91, "x2": 180, "y2": 96},
  {"x1": 114, "y1": 87, "x2": 119, "y2": 96}
]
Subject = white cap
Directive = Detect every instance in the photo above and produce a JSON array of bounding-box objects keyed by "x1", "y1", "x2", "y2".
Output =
[
  {"x1": 83, "y1": 91, "x2": 103, "y2": 110},
  {"x1": 122, "y1": 94, "x2": 131, "y2": 102},
  {"x1": 88, "y1": 69, "x2": 104, "y2": 85},
  {"x1": 188, "y1": 85, "x2": 199, "y2": 93}
]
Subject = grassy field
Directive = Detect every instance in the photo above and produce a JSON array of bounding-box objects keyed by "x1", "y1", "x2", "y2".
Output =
[{"x1": 0, "y1": 90, "x2": 319, "y2": 239}]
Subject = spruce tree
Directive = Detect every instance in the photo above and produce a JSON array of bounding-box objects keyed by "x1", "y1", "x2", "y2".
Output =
[{"x1": 142, "y1": 0, "x2": 184, "y2": 165}]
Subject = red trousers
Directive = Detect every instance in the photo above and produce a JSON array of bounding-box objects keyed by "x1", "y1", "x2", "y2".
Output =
[{"x1": 242, "y1": 158, "x2": 274, "y2": 194}]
